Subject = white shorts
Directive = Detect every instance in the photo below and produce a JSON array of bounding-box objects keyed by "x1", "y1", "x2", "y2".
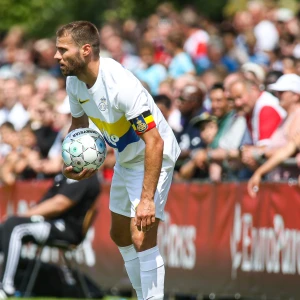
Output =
[{"x1": 109, "y1": 163, "x2": 174, "y2": 221}]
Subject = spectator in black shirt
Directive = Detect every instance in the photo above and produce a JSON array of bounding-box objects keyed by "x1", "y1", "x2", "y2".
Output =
[
  {"x1": 175, "y1": 83, "x2": 207, "y2": 170},
  {"x1": 0, "y1": 173, "x2": 100, "y2": 298}
]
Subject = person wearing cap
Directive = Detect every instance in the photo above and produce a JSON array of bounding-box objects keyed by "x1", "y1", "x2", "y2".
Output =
[
  {"x1": 264, "y1": 70, "x2": 284, "y2": 95},
  {"x1": 240, "y1": 74, "x2": 300, "y2": 170},
  {"x1": 190, "y1": 112, "x2": 218, "y2": 146},
  {"x1": 243, "y1": 74, "x2": 300, "y2": 179},
  {"x1": 179, "y1": 112, "x2": 219, "y2": 179}
]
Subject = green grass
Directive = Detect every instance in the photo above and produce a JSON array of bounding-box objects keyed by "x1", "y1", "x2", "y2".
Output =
[{"x1": 10, "y1": 297, "x2": 135, "y2": 300}]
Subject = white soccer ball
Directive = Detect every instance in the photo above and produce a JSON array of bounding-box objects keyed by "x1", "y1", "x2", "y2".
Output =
[{"x1": 62, "y1": 128, "x2": 107, "y2": 173}]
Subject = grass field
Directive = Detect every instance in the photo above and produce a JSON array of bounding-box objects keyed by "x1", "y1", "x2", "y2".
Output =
[
  {"x1": 10, "y1": 298, "x2": 133, "y2": 300},
  {"x1": 10, "y1": 297, "x2": 134, "y2": 300}
]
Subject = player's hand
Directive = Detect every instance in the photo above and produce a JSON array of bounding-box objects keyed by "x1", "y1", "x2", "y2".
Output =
[
  {"x1": 247, "y1": 172, "x2": 261, "y2": 198},
  {"x1": 62, "y1": 164, "x2": 97, "y2": 180},
  {"x1": 134, "y1": 200, "x2": 156, "y2": 232}
]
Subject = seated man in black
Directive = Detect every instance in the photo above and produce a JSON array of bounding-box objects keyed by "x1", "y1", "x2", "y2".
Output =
[{"x1": 0, "y1": 173, "x2": 100, "y2": 298}]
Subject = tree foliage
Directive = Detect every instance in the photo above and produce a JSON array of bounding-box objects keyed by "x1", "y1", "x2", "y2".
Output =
[{"x1": 0, "y1": 0, "x2": 228, "y2": 38}]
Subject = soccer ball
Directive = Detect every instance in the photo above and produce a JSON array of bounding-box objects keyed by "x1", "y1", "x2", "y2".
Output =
[{"x1": 62, "y1": 128, "x2": 107, "y2": 173}]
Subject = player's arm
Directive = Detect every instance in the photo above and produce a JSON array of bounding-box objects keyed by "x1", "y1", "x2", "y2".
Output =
[
  {"x1": 20, "y1": 194, "x2": 75, "y2": 219},
  {"x1": 68, "y1": 114, "x2": 89, "y2": 132},
  {"x1": 116, "y1": 72, "x2": 164, "y2": 230},
  {"x1": 140, "y1": 128, "x2": 164, "y2": 200},
  {"x1": 136, "y1": 127, "x2": 164, "y2": 231}
]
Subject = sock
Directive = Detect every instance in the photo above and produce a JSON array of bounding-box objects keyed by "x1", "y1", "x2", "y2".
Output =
[
  {"x1": 118, "y1": 245, "x2": 143, "y2": 300},
  {"x1": 138, "y1": 246, "x2": 165, "y2": 300}
]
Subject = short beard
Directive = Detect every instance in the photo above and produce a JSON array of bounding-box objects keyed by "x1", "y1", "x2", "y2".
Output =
[{"x1": 62, "y1": 55, "x2": 85, "y2": 77}]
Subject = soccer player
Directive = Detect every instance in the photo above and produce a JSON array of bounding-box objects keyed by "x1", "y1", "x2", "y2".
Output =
[{"x1": 55, "y1": 21, "x2": 180, "y2": 300}]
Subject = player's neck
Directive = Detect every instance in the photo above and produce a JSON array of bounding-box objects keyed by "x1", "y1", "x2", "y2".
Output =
[{"x1": 77, "y1": 59, "x2": 100, "y2": 89}]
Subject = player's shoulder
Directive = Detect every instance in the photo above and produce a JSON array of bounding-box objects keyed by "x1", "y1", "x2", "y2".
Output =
[
  {"x1": 102, "y1": 57, "x2": 134, "y2": 78},
  {"x1": 101, "y1": 57, "x2": 123, "y2": 72},
  {"x1": 66, "y1": 76, "x2": 79, "y2": 90},
  {"x1": 101, "y1": 57, "x2": 136, "y2": 89},
  {"x1": 66, "y1": 76, "x2": 78, "y2": 84}
]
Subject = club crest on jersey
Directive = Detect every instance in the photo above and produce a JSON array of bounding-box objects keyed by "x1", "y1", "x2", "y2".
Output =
[
  {"x1": 98, "y1": 97, "x2": 107, "y2": 111},
  {"x1": 134, "y1": 116, "x2": 148, "y2": 133}
]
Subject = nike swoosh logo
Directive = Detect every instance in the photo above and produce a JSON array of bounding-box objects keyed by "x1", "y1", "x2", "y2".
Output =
[{"x1": 78, "y1": 99, "x2": 90, "y2": 104}]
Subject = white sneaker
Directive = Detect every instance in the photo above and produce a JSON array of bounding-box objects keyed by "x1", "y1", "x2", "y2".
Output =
[
  {"x1": 0, "y1": 286, "x2": 14, "y2": 299},
  {"x1": 0, "y1": 289, "x2": 8, "y2": 299},
  {"x1": 1, "y1": 286, "x2": 14, "y2": 297}
]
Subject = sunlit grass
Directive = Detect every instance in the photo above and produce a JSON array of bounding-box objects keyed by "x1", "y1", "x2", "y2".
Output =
[{"x1": 10, "y1": 297, "x2": 135, "y2": 300}]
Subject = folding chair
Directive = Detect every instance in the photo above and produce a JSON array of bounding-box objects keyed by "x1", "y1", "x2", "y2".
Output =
[{"x1": 23, "y1": 205, "x2": 98, "y2": 298}]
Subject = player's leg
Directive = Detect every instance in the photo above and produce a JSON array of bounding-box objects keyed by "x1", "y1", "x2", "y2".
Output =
[
  {"x1": 110, "y1": 212, "x2": 143, "y2": 300},
  {"x1": 0, "y1": 216, "x2": 51, "y2": 297},
  {"x1": 109, "y1": 164, "x2": 143, "y2": 300},
  {"x1": 125, "y1": 166, "x2": 174, "y2": 300},
  {"x1": 130, "y1": 219, "x2": 164, "y2": 300}
]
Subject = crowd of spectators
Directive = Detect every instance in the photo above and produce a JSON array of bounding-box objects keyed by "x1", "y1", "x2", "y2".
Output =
[{"x1": 1, "y1": 1, "x2": 300, "y2": 186}]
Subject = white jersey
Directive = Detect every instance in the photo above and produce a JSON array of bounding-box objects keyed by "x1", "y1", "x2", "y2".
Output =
[{"x1": 66, "y1": 57, "x2": 180, "y2": 170}]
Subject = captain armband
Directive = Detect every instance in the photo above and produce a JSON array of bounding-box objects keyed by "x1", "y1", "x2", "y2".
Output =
[{"x1": 129, "y1": 110, "x2": 156, "y2": 135}]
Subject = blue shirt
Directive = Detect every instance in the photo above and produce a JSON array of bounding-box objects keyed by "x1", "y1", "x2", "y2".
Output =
[
  {"x1": 168, "y1": 52, "x2": 196, "y2": 79},
  {"x1": 135, "y1": 63, "x2": 167, "y2": 95}
]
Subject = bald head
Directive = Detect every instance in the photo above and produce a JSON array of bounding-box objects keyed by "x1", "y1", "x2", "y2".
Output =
[{"x1": 230, "y1": 79, "x2": 260, "y2": 114}]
